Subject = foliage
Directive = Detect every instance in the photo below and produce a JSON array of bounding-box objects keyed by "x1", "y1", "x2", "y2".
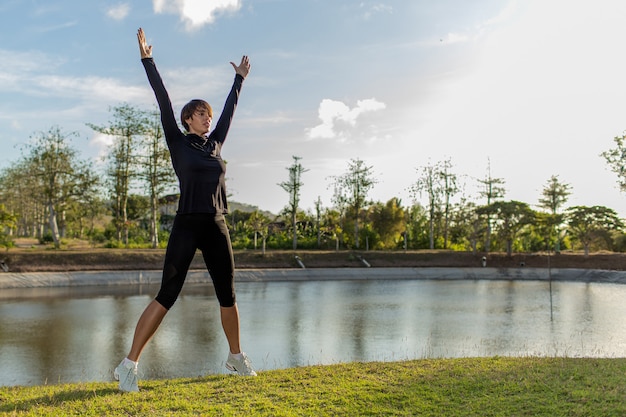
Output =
[
  {"x1": 477, "y1": 159, "x2": 506, "y2": 252},
  {"x1": 278, "y1": 156, "x2": 308, "y2": 250},
  {"x1": 137, "y1": 110, "x2": 177, "y2": 248},
  {"x1": 0, "y1": 204, "x2": 17, "y2": 248},
  {"x1": 410, "y1": 158, "x2": 460, "y2": 250},
  {"x1": 88, "y1": 104, "x2": 147, "y2": 244},
  {"x1": 601, "y1": 134, "x2": 626, "y2": 193},
  {"x1": 477, "y1": 200, "x2": 534, "y2": 256},
  {"x1": 0, "y1": 127, "x2": 100, "y2": 248},
  {"x1": 368, "y1": 198, "x2": 406, "y2": 249},
  {"x1": 330, "y1": 158, "x2": 377, "y2": 249},
  {"x1": 566, "y1": 205, "x2": 624, "y2": 255}
]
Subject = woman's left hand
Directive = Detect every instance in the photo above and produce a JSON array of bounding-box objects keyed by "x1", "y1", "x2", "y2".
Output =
[{"x1": 230, "y1": 55, "x2": 251, "y2": 79}]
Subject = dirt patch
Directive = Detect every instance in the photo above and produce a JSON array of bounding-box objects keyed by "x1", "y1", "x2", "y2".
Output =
[{"x1": 1, "y1": 248, "x2": 624, "y2": 273}]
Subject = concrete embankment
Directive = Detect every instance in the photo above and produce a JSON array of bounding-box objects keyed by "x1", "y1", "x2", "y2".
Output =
[{"x1": 1, "y1": 267, "x2": 626, "y2": 289}]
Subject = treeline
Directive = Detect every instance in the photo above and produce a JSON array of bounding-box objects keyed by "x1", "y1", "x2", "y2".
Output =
[{"x1": 1, "y1": 104, "x2": 626, "y2": 255}]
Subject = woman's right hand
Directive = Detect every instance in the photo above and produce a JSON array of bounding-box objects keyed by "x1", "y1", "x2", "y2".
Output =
[{"x1": 137, "y1": 28, "x2": 152, "y2": 59}]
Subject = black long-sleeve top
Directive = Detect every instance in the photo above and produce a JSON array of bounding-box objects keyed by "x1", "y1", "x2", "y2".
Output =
[{"x1": 141, "y1": 57, "x2": 243, "y2": 214}]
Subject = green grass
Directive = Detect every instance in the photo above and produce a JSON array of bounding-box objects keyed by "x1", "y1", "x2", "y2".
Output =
[{"x1": 1, "y1": 357, "x2": 625, "y2": 416}]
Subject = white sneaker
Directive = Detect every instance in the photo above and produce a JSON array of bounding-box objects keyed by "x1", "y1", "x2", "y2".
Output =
[
  {"x1": 114, "y1": 360, "x2": 139, "y2": 392},
  {"x1": 225, "y1": 352, "x2": 257, "y2": 376}
]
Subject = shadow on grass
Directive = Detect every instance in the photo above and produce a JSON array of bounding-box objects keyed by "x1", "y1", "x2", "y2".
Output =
[{"x1": 0, "y1": 386, "x2": 119, "y2": 413}]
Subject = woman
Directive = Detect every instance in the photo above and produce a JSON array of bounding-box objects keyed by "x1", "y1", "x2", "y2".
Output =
[{"x1": 114, "y1": 28, "x2": 256, "y2": 392}]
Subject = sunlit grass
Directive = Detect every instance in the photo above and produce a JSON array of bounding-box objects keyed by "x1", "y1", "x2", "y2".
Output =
[{"x1": 1, "y1": 357, "x2": 625, "y2": 416}]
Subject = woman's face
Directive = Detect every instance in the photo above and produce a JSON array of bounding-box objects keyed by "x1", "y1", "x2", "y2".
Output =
[{"x1": 186, "y1": 109, "x2": 212, "y2": 136}]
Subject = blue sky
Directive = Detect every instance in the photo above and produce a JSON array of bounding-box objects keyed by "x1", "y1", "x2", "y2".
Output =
[{"x1": 1, "y1": 0, "x2": 626, "y2": 217}]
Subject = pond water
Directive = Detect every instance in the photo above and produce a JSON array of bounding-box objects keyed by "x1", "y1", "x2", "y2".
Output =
[{"x1": 1, "y1": 279, "x2": 625, "y2": 387}]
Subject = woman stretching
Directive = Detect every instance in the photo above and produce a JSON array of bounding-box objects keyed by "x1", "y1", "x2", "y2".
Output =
[{"x1": 114, "y1": 28, "x2": 256, "y2": 392}]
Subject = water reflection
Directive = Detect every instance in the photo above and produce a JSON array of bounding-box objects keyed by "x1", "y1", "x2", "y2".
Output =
[{"x1": 1, "y1": 279, "x2": 626, "y2": 387}]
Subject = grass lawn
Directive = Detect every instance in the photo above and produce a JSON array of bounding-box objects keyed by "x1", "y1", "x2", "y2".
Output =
[{"x1": 1, "y1": 357, "x2": 625, "y2": 416}]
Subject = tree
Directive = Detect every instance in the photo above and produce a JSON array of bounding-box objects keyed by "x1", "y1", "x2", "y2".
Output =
[
  {"x1": 248, "y1": 210, "x2": 272, "y2": 252},
  {"x1": 329, "y1": 182, "x2": 348, "y2": 249},
  {"x1": 438, "y1": 159, "x2": 459, "y2": 249},
  {"x1": 404, "y1": 203, "x2": 430, "y2": 249},
  {"x1": 601, "y1": 134, "x2": 626, "y2": 193},
  {"x1": 368, "y1": 198, "x2": 406, "y2": 249},
  {"x1": 0, "y1": 204, "x2": 17, "y2": 248},
  {"x1": 314, "y1": 196, "x2": 323, "y2": 248},
  {"x1": 137, "y1": 110, "x2": 176, "y2": 248},
  {"x1": 410, "y1": 160, "x2": 455, "y2": 249},
  {"x1": 89, "y1": 104, "x2": 146, "y2": 245},
  {"x1": 449, "y1": 199, "x2": 484, "y2": 253},
  {"x1": 477, "y1": 159, "x2": 506, "y2": 252},
  {"x1": 477, "y1": 200, "x2": 534, "y2": 256},
  {"x1": 331, "y1": 158, "x2": 377, "y2": 249},
  {"x1": 23, "y1": 126, "x2": 99, "y2": 248},
  {"x1": 278, "y1": 156, "x2": 308, "y2": 250},
  {"x1": 566, "y1": 206, "x2": 624, "y2": 256},
  {"x1": 538, "y1": 175, "x2": 571, "y2": 252},
  {"x1": 0, "y1": 160, "x2": 40, "y2": 237}
]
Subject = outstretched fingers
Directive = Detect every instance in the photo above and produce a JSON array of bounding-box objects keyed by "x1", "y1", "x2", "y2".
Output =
[
  {"x1": 230, "y1": 55, "x2": 250, "y2": 79},
  {"x1": 137, "y1": 27, "x2": 152, "y2": 59}
]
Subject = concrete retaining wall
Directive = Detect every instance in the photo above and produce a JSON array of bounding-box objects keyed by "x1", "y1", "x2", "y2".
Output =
[{"x1": 1, "y1": 267, "x2": 625, "y2": 289}]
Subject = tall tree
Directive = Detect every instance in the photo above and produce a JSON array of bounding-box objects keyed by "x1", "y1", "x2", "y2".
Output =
[
  {"x1": 332, "y1": 158, "x2": 377, "y2": 249},
  {"x1": 314, "y1": 196, "x2": 323, "y2": 248},
  {"x1": 477, "y1": 159, "x2": 506, "y2": 252},
  {"x1": 329, "y1": 182, "x2": 348, "y2": 249},
  {"x1": 137, "y1": 110, "x2": 176, "y2": 248},
  {"x1": 566, "y1": 205, "x2": 624, "y2": 256},
  {"x1": 409, "y1": 160, "x2": 458, "y2": 249},
  {"x1": 601, "y1": 134, "x2": 626, "y2": 193},
  {"x1": 538, "y1": 175, "x2": 571, "y2": 252},
  {"x1": 88, "y1": 104, "x2": 146, "y2": 245},
  {"x1": 438, "y1": 159, "x2": 459, "y2": 249},
  {"x1": 278, "y1": 156, "x2": 308, "y2": 250}
]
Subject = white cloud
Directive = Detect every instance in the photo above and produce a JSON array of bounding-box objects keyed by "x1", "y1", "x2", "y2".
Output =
[
  {"x1": 106, "y1": 3, "x2": 130, "y2": 21},
  {"x1": 360, "y1": 2, "x2": 393, "y2": 20},
  {"x1": 89, "y1": 132, "x2": 116, "y2": 160},
  {"x1": 307, "y1": 98, "x2": 386, "y2": 139},
  {"x1": 153, "y1": 0, "x2": 242, "y2": 30}
]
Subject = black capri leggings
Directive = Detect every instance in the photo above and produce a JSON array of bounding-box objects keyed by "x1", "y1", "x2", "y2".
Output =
[{"x1": 155, "y1": 213, "x2": 236, "y2": 309}]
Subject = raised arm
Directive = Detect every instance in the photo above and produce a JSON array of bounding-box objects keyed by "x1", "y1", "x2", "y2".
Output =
[
  {"x1": 209, "y1": 56, "x2": 251, "y2": 144},
  {"x1": 137, "y1": 28, "x2": 181, "y2": 141}
]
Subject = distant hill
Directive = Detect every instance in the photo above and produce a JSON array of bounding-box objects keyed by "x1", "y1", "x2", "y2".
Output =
[{"x1": 229, "y1": 201, "x2": 277, "y2": 218}]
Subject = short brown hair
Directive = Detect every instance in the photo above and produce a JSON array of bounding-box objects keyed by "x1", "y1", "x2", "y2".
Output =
[{"x1": 180, "y1": 99, "x2": 213, "y2": 131}]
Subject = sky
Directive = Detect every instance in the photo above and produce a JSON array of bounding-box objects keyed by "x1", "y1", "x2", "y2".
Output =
[{"x1": 1, "y1": 0, "x2": 626, "y2": 217}]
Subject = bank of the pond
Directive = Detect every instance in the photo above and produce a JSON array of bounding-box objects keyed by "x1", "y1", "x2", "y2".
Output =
[
  {"x1": 2, "y1": 249, "x2": 626, "y2": 272},
  {"x1": 1, "y1": 267, "x2": 626, "y2": 289}
]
